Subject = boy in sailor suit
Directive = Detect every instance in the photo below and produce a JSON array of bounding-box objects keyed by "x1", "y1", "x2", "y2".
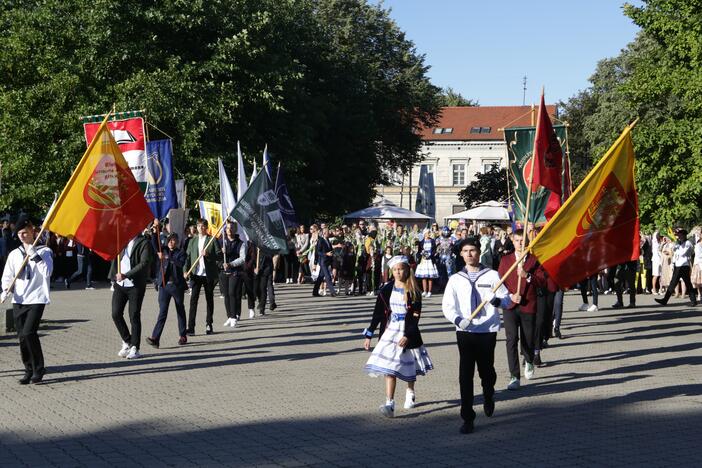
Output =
[{"x1": 442, "y1": 237, "x2": 513, "y2": 434}]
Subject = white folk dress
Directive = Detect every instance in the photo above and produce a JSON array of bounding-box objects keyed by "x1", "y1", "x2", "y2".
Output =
[
  {"x1": 415, "y1": 240, "x2": 438, "y2": 279},
  {"x1": 364, "y1": 287, "x2": 433, "y2": 382}
]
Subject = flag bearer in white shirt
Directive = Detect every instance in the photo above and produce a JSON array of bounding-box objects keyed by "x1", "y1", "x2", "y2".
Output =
[
  {"x1": 442, "y1": 237, "x2": 513, "y2": 435},
  {"x1": 655, "y1": 227, "x2": 697, "y2": 307},
  {"x1": 1, "y1": 218, "x2": 53, "y2": 385}
]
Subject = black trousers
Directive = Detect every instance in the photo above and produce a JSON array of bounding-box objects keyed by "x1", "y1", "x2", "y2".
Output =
[
  {"x1": 503, "y1": 307, "x2": 535, "y2": 378},
  {"x1": 242, "y1": 272, "x2": 257, "y2": 310},
  {"x1": 535, "y1": 289, "x2": 555, "y2": 349},
  {"x1": 662, "y1": 265, "x2": 697, "y2": 304},
  {"x1": 456, "y1": 331, "x2": 496, "y2": 423},
  {"x1": 111, "y1": 283, "x2": 146, "y2": 349},
  {"x1": 188, "y1": 274, "x2": 216, "y2": 329},
  {"x1": 267, "y1": 274, "x2": 276, "y2": 306},
  {"x1": 615, "y1": 268, "x2": 637, "y2": 305},
  {"x1": 152, "y1": 283, "x2": 187, "y2": 339},
  {"x1": 220, "y1": 272, "x2": 243, "y2": 319},
  {"x1": 313, "y1": 260, "x2": 335, "y2": 295},
  {"x1": 283, "y1": 253, "x2": 296, "y2": 280},
  {"x1": 255, "y1": 273, "x2": 271, "y2": 313},
  {"x1": 14, "y1": 304, "x2": 45, "y2": 375}
]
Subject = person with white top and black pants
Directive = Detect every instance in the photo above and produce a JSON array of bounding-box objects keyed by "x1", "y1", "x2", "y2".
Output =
[
  {"x1": 1, "y1": 218, "x2": 53, "y2": 384},
  {"x1": 109, "y1": 234, "x2": 153, "y2": 359},
  {"x1": 442, "y1": 237, "x2": 512, "y2": 434},
  {"x1": 655, "y1": 227, "x2": 698, "y2": 306}
]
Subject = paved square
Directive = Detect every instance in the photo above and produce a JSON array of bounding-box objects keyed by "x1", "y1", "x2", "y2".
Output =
[{"x1": 1, "y1": 284, "x2": 700, "y2": 467}]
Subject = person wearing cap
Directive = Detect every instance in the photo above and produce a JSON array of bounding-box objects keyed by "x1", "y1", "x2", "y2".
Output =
[
  {"x1": 109, "y1": 232, "x2": 154, "y2": 359},
  {"x1": 146, "y1": 233, "x2": 188, "y2": 348},
  {"x1": 442, "y1": 237, "x2": 512, "y2": 434},
  {"x1": 1, "y1": 218, "x2": 53, "y2": 384},
  {"x1": 363, "y1": 255, "x2": 433, "y2": 418},
  {"x1": 655, "y1": 228, "x2": 697, "y2": 306}
]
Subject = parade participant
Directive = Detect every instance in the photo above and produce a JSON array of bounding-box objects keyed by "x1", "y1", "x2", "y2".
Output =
[
  {"x1": 1, "y1": 218, "x2": 53, "y2": 384},
  {"x1": 363, "y1": 256, "x2": 433, "y2": 418},
  {"x1": 218, "y1": 225, "x2": 246, "y2": 327},
  {"x1": 184, "y1": 218, "x2": 222, "y2": 335},
  {"x1": 146, "y1": 233, "x2": 188, "y2": 347},
  {"x1": 66, "y1": 241, "x2": 94, "y2": 289},
  {"x1": 611, "y1": 261, "x2": 638, "y2": 309},
  {"x1": 243, "y1": 240, "x2": 258, "y2": 318},
  {"x1": 655, "y1": 228, "x2": 697, "y2": 306},
  {"x1": 312, "y1": 225, "x2": 336, "y2": 297},
  {"x1": 577, "y1": 274, "x2": 599, "y2": 312},
  {"x1": 415, "y1": 229, "x2": 438, "y2": 297},
  {"x1": 442, "y1": 237, "x2": 512, "y2": 434},
  {"x1": 110, "y1": 233, "x2": 153, "y2": 359},
  {"x1": 498, "y1": 229, "x2": 540, "y2": 390},
  {"x1": 533, "y1": 265, "x2": 557, "y2": 366},
  {"x1": 255, "y1": 249, "x2": 274, "y2": 316},
  {"x1": 436, "y1": 226, "x2": 455, "y2": 291}
]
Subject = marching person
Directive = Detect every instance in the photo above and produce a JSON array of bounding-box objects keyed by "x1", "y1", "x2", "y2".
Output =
[
  {"x1": 184, "y1": 218, "x2": 222, "y2": 335},
  {"x1": 312, "y1": 225, "x2": 336, "y2": 297},
  {"x1": 255, "y1": 249, "x2": 274, "y2": 316},
  {"x1": 442, "y1": 237, "x2": 512, "y2": 434},
  {"x1": 1, "y1": 218, "x2": 53, "y2": 384},
  {"x1": 243, "y1": 240, "x2": 258, "y2": 318},
  {"x1": 655, "y1": 227, "x2": 698, "y2": 306},
  {"x1": 110, "y1": 232, "x2": 153, "y2": 359},
  {"x1": 146, "y1": 233, "x2": 188, "y2": 348},
  {"x1": 363, "y1": 255, "x2": 433, "y2": 418},
  {"x1": 219, "y1": 225, "x2": 246, "y2": 327},
  {"x1": 611, "y1": 261, "x2": 638, "y2": 309}
]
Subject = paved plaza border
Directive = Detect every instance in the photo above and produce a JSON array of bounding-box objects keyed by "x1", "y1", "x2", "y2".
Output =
[{"x1": 1, "y1": 283, "x2": 700, "y2": 467}]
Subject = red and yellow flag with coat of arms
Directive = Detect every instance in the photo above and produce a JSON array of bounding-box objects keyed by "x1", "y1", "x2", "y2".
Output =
[
  {"x1": 44, "y1": 113, "x2": 154, "y2": 260},
  {"x1": 528, "y1": 123, "x2": 640, "y2": 287}
]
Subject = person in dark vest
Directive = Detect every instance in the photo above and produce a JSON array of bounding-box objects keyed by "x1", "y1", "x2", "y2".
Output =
[
  {"x1": 146, "y1": 233, "x2": 188, "y2": 348},
  {"x1": 1, "y1": 218, "x2": 53, "y2": 384},
  {"x1": 109, "y1": 233, "x2": 153, "y2": 359},
  {"x1": 219, "y1": 224, "x2": 246, "y2": 327},
  {"x1": 184, "y1": 218, "x2": 221, "y2": 335}
]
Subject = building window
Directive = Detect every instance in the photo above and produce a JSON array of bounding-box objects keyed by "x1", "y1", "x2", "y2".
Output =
[
  {"x1": 421, "y1": 163, "x2": 434, "y2": 174},
  {"x1": 452, "y1": 163, "x2": 465, "y2": 186},
  {"x1": 470, "y1": 126, "x2": 492, "y2": 134},
  {"x1": 433, "y1": 128, "x2": 453, "y2": 134},
  {"x1": 443, "y1": 127, "x2": 453, "y2": 134},
  {"x1": 482, "y1": 161, "x2": 499, "y2": 173},
  {"x1": 470, "y1": 127, "x2": 481, "y2": 134},
  {"x1": 433, "y1": 128, "x2": 443, "y2": 134}
]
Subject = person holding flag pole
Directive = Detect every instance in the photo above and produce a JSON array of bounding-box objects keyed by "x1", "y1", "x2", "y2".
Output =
[{"x1": 184, "y1": 218, "x2": 222, "y2": 335}]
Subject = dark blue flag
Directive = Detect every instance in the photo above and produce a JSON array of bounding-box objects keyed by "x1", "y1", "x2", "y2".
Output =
[
  {"x1": 144, "y1": 139, "x2": 178, "y2": 219},
  {"x1": 274, "y1": 164, "x2": 298, "y2": 228}
]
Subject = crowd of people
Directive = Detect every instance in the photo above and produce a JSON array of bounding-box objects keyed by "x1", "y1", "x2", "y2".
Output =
[{"x1": 2, "y1": 212, "x2": 701, "y2": 435}]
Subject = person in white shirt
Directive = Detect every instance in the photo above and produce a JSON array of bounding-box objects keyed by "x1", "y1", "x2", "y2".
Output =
[
  {"x1": 655, "y1": 228, "x2": 697, "y2": 306},
  {"x1": 1, "y1": 218, "x2": 53, "y2": 384},
  {"x1": 442, "y1": 237, "x2": 513, "y2": 435}
]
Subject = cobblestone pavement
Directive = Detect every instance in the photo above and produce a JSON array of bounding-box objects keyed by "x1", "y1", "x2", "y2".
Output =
[{"x1": 1, "y1": 282, "x2": 700, "y2": 467}]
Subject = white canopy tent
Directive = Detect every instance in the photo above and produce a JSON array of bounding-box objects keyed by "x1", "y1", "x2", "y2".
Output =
[
  {"x1": 343, "y1": 199, "x2": 430, "y2": 225},
  {"x1": 444, "y1": 200, "x2": 510, "y2": 223}
]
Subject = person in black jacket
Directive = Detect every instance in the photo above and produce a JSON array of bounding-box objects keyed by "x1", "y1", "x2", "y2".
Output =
[
  {"x1": 218, "y1": 225, "x2": 246, "y2": 327},
  {"x1": 146, "y1": 233, "x2": 188, "y2": 347},
  {"x1": 312, "y1": 226, "x2": 336, "y2": 297},
  {"x1": 109, "y1": 234, "x2": 153, "y2": 359},
  {"x1": 254, "y1": 248, "x2": 273, "y2": 317},
  {"x1": 362, "y1": 256, "x2": 433, "y2": 418}
]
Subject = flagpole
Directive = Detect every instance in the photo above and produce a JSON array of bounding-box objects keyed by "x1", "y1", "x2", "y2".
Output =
[
  {"x1": 184, "y1": 222, "x2": 227, "y2": 278},
  {"x1": 156, "y1": 223, "x2": 166, "y2": 287},
  {"x1": 2, "y1": 194, "x2": 58, "y2": 302}
]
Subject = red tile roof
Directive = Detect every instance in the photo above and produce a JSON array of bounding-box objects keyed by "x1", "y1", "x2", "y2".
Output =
[{"x1": 420, "y1": 105, "x2": 558, "y2": 141}]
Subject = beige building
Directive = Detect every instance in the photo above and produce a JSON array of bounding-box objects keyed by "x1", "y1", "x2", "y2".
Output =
[{"x1": 376, "y1": 105, "x2": 556, "y2": 224}]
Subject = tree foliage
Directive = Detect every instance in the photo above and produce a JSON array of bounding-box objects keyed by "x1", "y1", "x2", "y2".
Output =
[
  {"x1": 0, "y1": 0, "x2": 440, "y2": 220},
  {"x1": 457, "y1": 165, "x2": 507, "y2": 209},
  {"x1": 437, "y1": 87, "x2": 478, "y2": 107},
  {"x1": 560, "y1": 0, "x2": 702, "y2": 228}
]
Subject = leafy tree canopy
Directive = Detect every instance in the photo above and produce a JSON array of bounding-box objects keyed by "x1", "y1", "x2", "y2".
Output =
[
  {"x1": 457, "y1": 165, "x2": 507, "y2": 209},
  {"x1": 438, "y1": 87, "x2": 478, "y2": 107},
  {"x1": 0, "y1": 0, "x2": 441, "y2": 221}
]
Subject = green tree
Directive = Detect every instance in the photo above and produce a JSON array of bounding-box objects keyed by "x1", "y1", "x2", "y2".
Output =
[
  {"x1": 437, "y1": 87, "x2": 478, "y2": 107},
  {"x1": 457, "y1": 165, "x2": 507, "y2": 208},
  {"x1": 0, "y1": 0, "x2": 440, "y2": 221}
]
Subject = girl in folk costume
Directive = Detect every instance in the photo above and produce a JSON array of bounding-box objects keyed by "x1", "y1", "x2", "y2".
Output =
[
  {"x1": 363, "y1": 256, "x2": 433, "y2": 417},
  {"x1": 415, "y1": 229, "x2": 439, "y2": 297}
]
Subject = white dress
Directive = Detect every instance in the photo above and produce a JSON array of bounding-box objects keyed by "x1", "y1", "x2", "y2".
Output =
[
  {"x1": 364, "y1": 288, "x2": 433, "y2": 382},
  {"x1": 415, "y1": 240, "x2": 439, "y2": 279}
]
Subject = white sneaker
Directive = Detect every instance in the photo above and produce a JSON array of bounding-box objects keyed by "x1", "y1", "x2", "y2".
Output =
[
  {"x1": 404, "y1": 390, "x2": 416, "y2": 409},
  {"x1": 118, "y1": 341, "x2": 130, "y2": 358},
  {"x1": 379, "y1": 401, "x2": 395, "y2": 418},
  {"x1": 421, "y1": 291, "x2": 427, "y2": 297},
  {"x1": 507, "y1": 376, "x2": 520, "y2": 390},
  {"x1": 578, "y1": 303, "x2": 589, "y2": 311},
  {"x1": 524, "y1": 362, "x2": 535, "y2": 380},
  {"x1": 223, "y1": 318, "x2": 232, "y2": 327},
  {"x1": 587, "y1": 304, "x2": 598, "y2": 312},
  {"x1": 230, "y1": 318, "x2": 238, "y2": 328},
  {"x1": 426, "y1": 292, "x2": 432, "y2": 298},
  {"x1": 249, "y1": 309, "x2": 255, "y2": 319},
  {"x1": 126, "y1": 346, "x2": 142, "y2": 359}
]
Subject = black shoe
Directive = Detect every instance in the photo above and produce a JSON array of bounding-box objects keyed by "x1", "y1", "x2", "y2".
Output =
[
  {"x1": 205, "y1": 324, "x2": 213, "y2": 335},
  {"x1": 554, "y1": 328, "x2": 562, "y2": 339},
  {"x1": 30, "y1": 370, "x2": 45, "y2": 384},
  {"x1": 19, "y1": 373, "x2": 32, "y2": 385},
  {"x1": 654, "y1": 298, "x2": 667, "y2": 306},
  {"x1": 145, "y1": 337, "x2": 159, "y2": 349},
  {"x1": 533, "y1": 354, "x2": 542, "y2": 367},
  {"x1": 270, "y1": 303, "x2": 277, "y2": 311},
  {"x1": 459, "y1": 421, "x2": 474, "y2": 434},
  {"x1": 483, "y1": 397, "x2": 494, "y2": 417},
  {"x1": 312, "y1": 293, "x2": 321, "y2": 297},
  {"x1": 186, "y1": 328, "x2": 195, "y2": 336},
  {"x1": 64, "y1": 279, "x2": 70, "y2": 289},
  {"x1": 626, "y1": 303, "x2": 636, "y2": 309},
  {"x1": 612, "y1": 302, "x2": 624, "y2": 309},
  {"x1": 541, "y1": 340, "x2": 549, "y2": 349}
]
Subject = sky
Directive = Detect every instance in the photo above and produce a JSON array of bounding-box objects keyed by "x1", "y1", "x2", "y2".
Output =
[{"x1": 370, "y1": 0, "x2": 641, "y2": 106}]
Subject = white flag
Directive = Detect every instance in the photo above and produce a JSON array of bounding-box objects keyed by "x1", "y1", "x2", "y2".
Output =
[
  {"x1": 236, "y1": 141, "x2": 249, "y2": 241},
  {"x1": 218, "y1": 158, "x2": 237, "y2": 219}
]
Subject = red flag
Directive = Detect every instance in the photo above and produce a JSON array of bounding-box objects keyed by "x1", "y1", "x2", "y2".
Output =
[{"x1": 531, "y1": 90, "x2": 563, "y2": 219}]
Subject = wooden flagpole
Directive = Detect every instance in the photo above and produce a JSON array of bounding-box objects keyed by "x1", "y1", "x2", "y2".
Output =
[{"x1": 184, "y1": 222, "x2": 227, "y2": 278}]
